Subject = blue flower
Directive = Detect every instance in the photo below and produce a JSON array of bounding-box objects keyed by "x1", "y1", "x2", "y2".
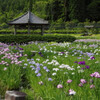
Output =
[
  {"x1": 35, "y1": 70, "x2": 39, "y2": 73},
  {"x1": 24, "y1": 63, "x2": 28, "y2": 66},
  {"x1": 35, "y1": 63, "x2": 40, "y2": 67},
  {"x1": 36, "y1": 67, "x2": 40, "y2": 71},
  {"x1": 30, "y1": 65, "x2": 35, "y2": 68},
  {"x1": 43, "y1": 66, "x2": 47, "y2": 70},
  {"x1": 38, "y1": 52, "x2": 42, "y2": 55},
  {"x1": 37, "y1": 73, "x2": 41, "y2": 77},
  {"x1": 19, "y1": 48, "x2": 24, "y2": 50},
  {"x1": 46, "y1": 69, "x2": 50, "y2": 72},
  {"x1": 48, "y1": 78, "x2": 53, "y2": 81}
]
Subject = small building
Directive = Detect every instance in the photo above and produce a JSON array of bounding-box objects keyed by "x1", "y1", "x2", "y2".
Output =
[{"x1": 8, "y1": 11, "x2": 49, "y2": 35}]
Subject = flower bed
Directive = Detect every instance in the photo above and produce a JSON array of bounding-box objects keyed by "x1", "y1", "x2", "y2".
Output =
[{"x1": 0, "y1": 41, "x2": 100, "y2": 100}]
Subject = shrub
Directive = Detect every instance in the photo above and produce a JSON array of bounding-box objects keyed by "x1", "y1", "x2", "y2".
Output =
[{"x1": 0, "y1": 34, "x2": 76, "y2": 44}]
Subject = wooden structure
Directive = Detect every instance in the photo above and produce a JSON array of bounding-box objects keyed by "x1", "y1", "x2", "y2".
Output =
[
  {"x1": 84, "y1": 25, "x2": 100, "y2": 34},
  {"x1": 8, "y1": 11, "x2": 48, "y2": 35},
  {"x1": 84, "y1": 25, "x2": 94, "y2": 29}
]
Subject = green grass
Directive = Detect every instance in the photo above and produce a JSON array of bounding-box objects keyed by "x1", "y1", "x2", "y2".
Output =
[{"x1": 68, "y1": 34, "x2": 100, "y2": 39}]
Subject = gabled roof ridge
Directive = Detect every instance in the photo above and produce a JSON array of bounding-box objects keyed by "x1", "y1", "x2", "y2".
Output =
[
  {"x1": 9, "y1": 11, "x2": 28, "y2": 23},
  {"x1": 31, "y1": 12, "x2": 45, "y2": 21},
  {"x1": 28, "y1": 11, "x2": 31, "y2": 23},
  {"x1": 8, "y1": 11, "x2": 48, "y2": 25}
]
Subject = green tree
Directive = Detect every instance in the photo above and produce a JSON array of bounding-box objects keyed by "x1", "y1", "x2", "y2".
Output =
[
  {"x1": 87, "y1": 0, "x2": 100, "y2": 21},
  {"x1": 69, "y1": 0, "x2": 86, "y2": 21},
  {"x1": 46, "y1": 0, "x2": 63, "y2": 21}
]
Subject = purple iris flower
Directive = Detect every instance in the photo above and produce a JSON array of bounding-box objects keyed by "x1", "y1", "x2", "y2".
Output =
[
  {"x1": 78, "y1": 61, "x2": 85, "y2": 65},
  {"x1": 40, "y1": 64, "x2": 43, "y2": 66},
  {"x1": 30, "y1": 65, "x2": 34, "y2": 68},
  {"x1": 35, "y1": 63, "x2": 40, "y2": 67},
  {"x1": 19, "y1": 48, "x2": 24, "y2": 50},
  {"x1": 31, "y1": 58, "x2": 34, "y2": 61},
  {"x1": 36, "y1": 67, "x2": 40, "y2": 71},
  {"x1": 80, "y1": 51, "x2": 83, "y2": 54},
  {"x1": 40, "y1": 55, "x2": 43, "y2": 57},
  {"x1": 61, "y1": 52, "x2": 64, "y2": 54},
  {"x1": 38, "y1": 52, "x2": 42, "y2": 55},
  {"x1": 36, "y1": 73, "x2": 41, "y2": 77},
  {"x1": 35, "y1": 70, "x2": 39, "y2": 73},
  {"x1": 77, "y1": 57, "x2": 81, "y2": 59},
  {"x1": 46, "y1": 69, "x2": 50, "y2": 72},
  {"x1": 74, "y1": 61, "x2": 78, "y2": 63},
  {"x1": 10, "y1": 43, "x2": 14, "y2": 46},
  {"x1": 48, "y1": 78, "x2": 53, "y2": 81},
  {"x1": 38, "y1": 52, "x2": 43, "y2": 57},
  {"x1": 85, "y1": 65, "x2": 90, "y2": 69},
  {"x1": 81, "y1": 67, "x2": 85, "y2": 70},
  {"x1": 43, "y1": 66, "x2": 47, "y2": 70},
  {"x1": 90, "y1": 56, "x2": 95, "y2": 60},
  {"x1": 87, "y1": 52, "x2": 94, "y2": 57},
  {"x1": 32, "y1": 67, "x2": 35, "y2": 70}
]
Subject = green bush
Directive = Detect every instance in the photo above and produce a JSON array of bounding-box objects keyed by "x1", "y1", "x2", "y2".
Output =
[
  {"x1": 0, "y1": 29, "x2": 84, "y2": 34},
  {"x1": 0, "y1": 34, "x2": 76, "y2": 44}
]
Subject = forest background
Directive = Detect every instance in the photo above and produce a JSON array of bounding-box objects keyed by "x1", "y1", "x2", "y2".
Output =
[{"x1": 0, "y1": 0, "x2": 100, "y2": 29}]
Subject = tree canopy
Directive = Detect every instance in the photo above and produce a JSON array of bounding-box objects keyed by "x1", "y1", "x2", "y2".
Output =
[{"x1": 0, "y1": 0, "x2": 100, "y2": 28}]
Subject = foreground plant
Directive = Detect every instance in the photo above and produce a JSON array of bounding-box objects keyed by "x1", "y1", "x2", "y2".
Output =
[{"x1": 0, "y1": 41, "x2": 100, "y2": 100}]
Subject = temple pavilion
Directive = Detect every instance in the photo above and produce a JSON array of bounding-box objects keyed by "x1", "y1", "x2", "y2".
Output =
[{"x1": 8, "y1": 11, "x2": 48, "y2": 35}]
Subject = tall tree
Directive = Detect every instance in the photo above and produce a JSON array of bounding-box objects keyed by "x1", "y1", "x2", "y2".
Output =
[
  {"x1": 62, "y1": 0, "x2": 69, "y2": 21},
  {"x1": 46, "y1": 0, "x2": 63, "y2": 21},
  {"x1": 87, "y1": 0, "x2": 100, "y2": 21},
  {"x1": 69, "y1": 0, "x2": 86, "y2": 21},
  {"x1": 29, "y1": 0, "x2": 33, "y2": 11}
]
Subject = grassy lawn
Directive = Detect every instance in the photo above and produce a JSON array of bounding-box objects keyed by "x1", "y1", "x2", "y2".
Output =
[{"x1": 68, "y1": 34, "x2": 100, "y2": 39}]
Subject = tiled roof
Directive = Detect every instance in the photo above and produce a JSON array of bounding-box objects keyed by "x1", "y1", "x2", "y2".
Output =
[{"x1": 8, "y1": 11, "x2": 48, "y2": 25}]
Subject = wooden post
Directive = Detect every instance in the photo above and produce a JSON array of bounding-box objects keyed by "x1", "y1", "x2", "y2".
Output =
[
  {"x1": 14, "y1": 25, "x2": 16, "y2": 35},
  {"x1": 28, "y1": 24, "x2": 30, "y2": 34},
  {"x1": 41, "y1": 25, "x2": 44, "y2": 35}
]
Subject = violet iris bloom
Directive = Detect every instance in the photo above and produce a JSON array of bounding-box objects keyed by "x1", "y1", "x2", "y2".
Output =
[
  {"x1": 19, "y1": 48, "x2": 24, "y2": 50},
  {"x1": 85, "y1": 65, "x2": 90, "y2": 69},
  {"x1": 78, "y1": 61, "x2": 85, "y2": 65},
  {"x1": 90, "y1": 56, "x2": 95, "y2": 60},
  {"x1": 74, "y1": 61, "x2": 78, "y2": 63}
]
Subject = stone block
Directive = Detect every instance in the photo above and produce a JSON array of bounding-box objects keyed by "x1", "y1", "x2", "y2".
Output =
[{"x1": 5, "y1": 91, "x2": 27, "y2": 100}]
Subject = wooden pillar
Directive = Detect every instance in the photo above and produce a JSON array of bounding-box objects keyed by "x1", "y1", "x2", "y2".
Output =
[
  {"x1": 28, "y1": 24, "x2": 30, "y2": 34},
  {"x1": 41, "y1": 25, "x2": 44, "y2": 35},
  {"x1": 14, "y1": 25, "x2": 16, "y2": 35}
]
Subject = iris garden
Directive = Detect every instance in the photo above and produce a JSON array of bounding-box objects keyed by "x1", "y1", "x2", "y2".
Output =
[{"x1": 0, "y1": 40, "x2": 100, "y2": 100}]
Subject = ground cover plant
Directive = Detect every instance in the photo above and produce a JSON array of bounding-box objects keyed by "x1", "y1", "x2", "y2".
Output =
[{"x1": 0, "y1": 40, "x2": 100, "y2": 100}]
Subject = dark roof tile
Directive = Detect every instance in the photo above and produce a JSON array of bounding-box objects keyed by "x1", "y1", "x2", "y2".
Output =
[{"x1": 9, "y1": 11, "x2": 48, "y2": 25}]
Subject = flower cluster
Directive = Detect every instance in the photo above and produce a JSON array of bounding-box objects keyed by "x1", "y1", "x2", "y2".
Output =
[
  {"x1": 90, "y1": 72, "x2": 100, "y2": 78},
  {"x1": 0, "y1": 44, "x2": 23, "y2": 66}
]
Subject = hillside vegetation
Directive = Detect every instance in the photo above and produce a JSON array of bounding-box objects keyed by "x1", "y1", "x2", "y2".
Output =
[{"x1": 0, "y1": 0, "x2": 100, "y2": 29}]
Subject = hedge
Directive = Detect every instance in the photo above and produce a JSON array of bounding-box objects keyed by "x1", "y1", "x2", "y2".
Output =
[
  {"x1": 0, "y1": 29, "x2": 85, "y2": 34},
  {"x1": 0, "y1": 34, "x2": 76, "y2": 44}
]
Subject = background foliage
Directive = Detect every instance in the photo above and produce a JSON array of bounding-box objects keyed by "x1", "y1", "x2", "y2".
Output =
[{"x1": 0, "y1": 0, "x2": 100, "y2": 29}]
